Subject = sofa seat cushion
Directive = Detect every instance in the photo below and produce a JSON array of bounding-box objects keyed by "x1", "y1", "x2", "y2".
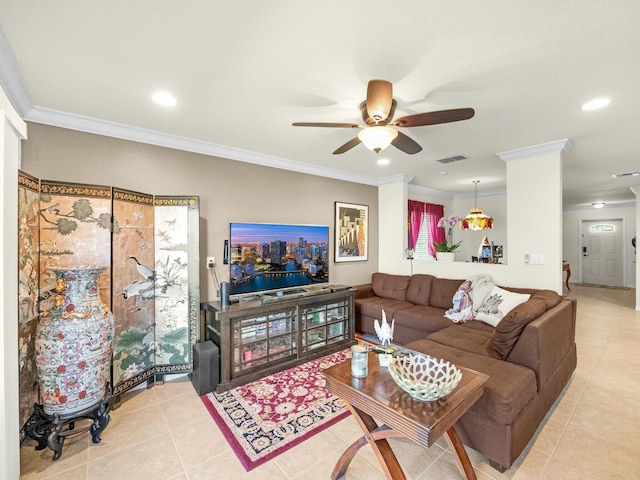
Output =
[
  {"x1": 372, "y1": 272, "x2": 412, "y2": 301},
  {"x1": 392, "y1": 305, "x2": 452, "y2": 335},
  {"x1": 427, "y1": 321, "x2": 494, "y2": 356},
  {"x1": 405, "y1": 339, "x2": 537, "y2": 426},
  {"x1": 355, "y1": 296, "x2": 413, "y2": 320}
]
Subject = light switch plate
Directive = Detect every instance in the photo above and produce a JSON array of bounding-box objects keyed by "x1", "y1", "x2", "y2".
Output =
[{"x1": 531, "y1": 253, "x2": 544, "y2": 265}]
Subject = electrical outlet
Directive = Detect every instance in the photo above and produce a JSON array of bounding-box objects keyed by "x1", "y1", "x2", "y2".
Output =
[{"x1": 207, "y1": 257, "x2": 215, "y2": 269}]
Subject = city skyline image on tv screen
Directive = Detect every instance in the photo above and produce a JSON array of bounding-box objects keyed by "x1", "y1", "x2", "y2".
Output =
[{"x1": 229, "y1": 222, "x2": 330, "y2": 295}]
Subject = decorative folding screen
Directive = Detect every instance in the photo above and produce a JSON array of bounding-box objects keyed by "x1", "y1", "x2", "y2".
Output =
[
  {"x1": 17, "y1": 174, "x2": 200, "y2": 428},
  {"x1": 111, "y1": 188, "x2": 156, "y2": 394},
  {"x1": 152, "y1": 196, "x2": 200, "y2": 379},
  {"x1": 17, "y1": 172, "x2": 41, "y2": 431}
]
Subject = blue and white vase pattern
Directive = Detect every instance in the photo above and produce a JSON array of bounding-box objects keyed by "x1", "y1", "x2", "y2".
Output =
[{"x1": 35, "y1": 267, "x2": 114, "y2": 416}]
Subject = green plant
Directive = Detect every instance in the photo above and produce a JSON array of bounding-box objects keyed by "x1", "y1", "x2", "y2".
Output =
[{"x1": 432, "y1": 240, "x2": 462, "y2": 252}]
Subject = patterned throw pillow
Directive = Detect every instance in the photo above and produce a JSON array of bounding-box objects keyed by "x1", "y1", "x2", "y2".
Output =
[{"x1": 475, "y1": 286, "x2": 531, "y2": 327}]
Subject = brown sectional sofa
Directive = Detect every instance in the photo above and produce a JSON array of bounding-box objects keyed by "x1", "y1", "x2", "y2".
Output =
[{"x1": 354, "y1": 273, "x2": 577, "y2": 472}]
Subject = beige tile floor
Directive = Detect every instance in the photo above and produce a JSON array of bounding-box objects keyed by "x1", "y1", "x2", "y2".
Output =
[{"x1": 20, "y1": 285, "x2": 640, "y2": 479}]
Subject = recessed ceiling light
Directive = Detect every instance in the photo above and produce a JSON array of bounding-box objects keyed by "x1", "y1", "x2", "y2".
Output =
[
  {"x1": 592, "y1": 202, "x2": 605, "y2": 208},
  {"x1": 581, "y1": 98, "x2": 610, "y2": 111},
  {"x1": 377, "y1": 159, "x2": 390, "y2": 165},
  {"x1": 152, "y1": 90, "x2": 177, "y2": 107}
]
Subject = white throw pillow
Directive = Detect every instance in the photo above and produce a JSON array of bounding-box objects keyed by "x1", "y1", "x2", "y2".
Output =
[{"x1": 475, "y1": 286, "x2": 530, "y2": 327}]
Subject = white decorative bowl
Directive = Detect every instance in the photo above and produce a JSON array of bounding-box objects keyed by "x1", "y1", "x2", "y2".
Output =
[{"x1": 388, "y1": 353, "x2": 462, "y2": 402}]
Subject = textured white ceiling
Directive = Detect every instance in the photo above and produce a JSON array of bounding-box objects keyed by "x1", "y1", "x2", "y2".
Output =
[{"x1": 1, "y1": 0, "x2": 639, "y2": 206}]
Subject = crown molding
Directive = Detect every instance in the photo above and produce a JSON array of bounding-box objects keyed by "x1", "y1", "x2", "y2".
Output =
[
  {"x1": 1, "y1": 28, "x2": 381, "y2": 187},
  {"x1": 407, "y1": 183, "x2": 506, "y2": 201},
  {"x1": 497, "y1": 138, "x2": 573, "y2": 162},
  {"x1": 0, "y1": 84, "x2": 26, "y2": 138},
  {"x1": 378, "y1": 174, "x2": 415, "y2": 186},
  {"x1": 453, "y1": 188, "x2": 506, "y2": 200},
  {"x1": 408, "y1": 184, "x2": 452, "y2": 199},
  {"x1": 24, "y1": 106, "x2": 381, "y2": 186},
  {"x1": 0, "y1": 27, "x2": 33, "y2": 117}
]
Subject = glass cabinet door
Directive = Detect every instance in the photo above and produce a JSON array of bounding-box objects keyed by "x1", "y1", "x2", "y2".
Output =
[
  {"x1": 232, "y1": 309, "x2": 296, "y2": 374},
  {"x1": 301, "y1": 299, "x2": 349, "y2": 352}
]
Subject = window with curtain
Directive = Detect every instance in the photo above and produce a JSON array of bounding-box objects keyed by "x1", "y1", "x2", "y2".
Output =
[{"x1": 408, "y1": 200, "x2": 444, "y2": 259}]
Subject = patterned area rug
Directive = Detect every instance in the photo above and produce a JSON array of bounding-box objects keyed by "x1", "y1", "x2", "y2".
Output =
[{"x1": 200, "y1": 349, "x2": 351, "y2": 471}]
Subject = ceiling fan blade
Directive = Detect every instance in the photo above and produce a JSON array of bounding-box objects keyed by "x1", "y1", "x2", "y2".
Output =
[
  {"x1": 366, "y1": 80, "x2": 393, "y2": 121},
  {"x1": 292, "y1": 122, "x2": 360, "y2": 128},
  {"x1": 333, "y1": 136, "x2": 362, "y2": 154},
  {"x1": 392, "y1": 131, "x2": 422, "y2": 154},
  {"x1": 393, "y1": 108, "x2": 475, "y2": 127}
]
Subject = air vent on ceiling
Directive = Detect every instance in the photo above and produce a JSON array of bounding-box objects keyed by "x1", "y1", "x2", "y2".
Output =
[
  {"x1": 612, "y1": 171, "x2": 640, "y2": 178},
  {"x1": 436, "y1": 154, "x2": 468, "y2": 164}
]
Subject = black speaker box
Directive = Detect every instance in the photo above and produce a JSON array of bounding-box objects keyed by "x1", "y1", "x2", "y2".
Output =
[{"x1": 190, "y1": 340, "x2": 219, "y2": 395}]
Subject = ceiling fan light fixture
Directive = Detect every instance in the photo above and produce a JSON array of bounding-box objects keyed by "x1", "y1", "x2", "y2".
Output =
[{"x1": 358, "y1": 125, "x2": 398, "y2": 153}]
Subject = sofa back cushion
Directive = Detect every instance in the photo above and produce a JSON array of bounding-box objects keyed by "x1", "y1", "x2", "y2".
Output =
[
  {"x1": 406, "y1": 274, "x2": 436, "y2": 306},
  {"x1": 429, "y1": 278, "x2": 465, "y2": 309},
  {"x1": 371, "y1": 273, "x2": 411, "y2": 302},
  {"x1": 488, "y1": 290, "x2": 562, "y2": 360}
]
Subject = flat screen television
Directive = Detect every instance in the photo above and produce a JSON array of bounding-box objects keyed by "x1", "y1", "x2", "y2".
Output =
[{"x1": 229, "y1": 222, "x2": 330, "y2": 296}]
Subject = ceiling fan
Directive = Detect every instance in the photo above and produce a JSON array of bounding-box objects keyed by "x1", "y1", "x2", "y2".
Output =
[{"x1": 292, "y1": 80, "x2": 475, "y2": 155}]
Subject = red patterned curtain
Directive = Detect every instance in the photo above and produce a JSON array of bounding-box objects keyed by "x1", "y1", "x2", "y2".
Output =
[
  {"x1": 408, "y1": 200, "x2": 424, "y2": 250},
  {"x1": 407, "y1": 201, "x2": 444, "y2": 256},
  {"x1": 426, "y1": 203, "x2": 445, "y2": 256}
]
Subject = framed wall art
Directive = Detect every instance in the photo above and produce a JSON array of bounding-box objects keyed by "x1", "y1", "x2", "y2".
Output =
[{"x1": 335, "y1": 202, "x2": 368, "y2": 262}]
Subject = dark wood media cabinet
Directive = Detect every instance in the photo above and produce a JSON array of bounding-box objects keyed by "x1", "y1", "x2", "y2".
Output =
[{"x1": 201, "y1": 288, "x2": 355, "y2": 392}]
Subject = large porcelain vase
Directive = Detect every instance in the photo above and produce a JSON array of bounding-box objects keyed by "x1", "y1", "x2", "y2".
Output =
[{"x1": 35, "y1": 267, "x2": 114, "y2": 416}]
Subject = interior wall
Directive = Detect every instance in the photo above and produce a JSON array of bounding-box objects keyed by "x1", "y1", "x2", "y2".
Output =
[
  {"x1": 636, "y1": 189, "x2": 640, "y2": 309},
  {"x1": 381, "y1": 141, "x2": 567, "y2": 291},
  {"x1": 408, "y1": 189, "x2": 507, "y2": 263},
  {"x1": 563, "y1": 204, "x2": 637, "y2": 288},
  {"x1": 378, "y1": 177, "x2": 410, "y2": 272},
  {"x1": 2, "y1": 87, "x2": 27, "y2": 480},
  {"x1": 504, "y1": 147, "x2": 563, "y2": 291},
  {"x1": 453, "y1": 194, "x2": 507, "y2": 263},
  {"x1": 20, "y1": 123, "x2": 380, "y2": 300}
]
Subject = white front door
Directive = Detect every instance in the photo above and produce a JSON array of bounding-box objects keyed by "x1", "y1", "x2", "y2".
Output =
[{"x1": 581, "y1": 219, "x2": 624, "y2": 286}]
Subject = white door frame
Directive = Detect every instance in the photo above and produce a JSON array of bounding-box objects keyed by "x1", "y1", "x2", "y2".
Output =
[{"x1": 578, "y1": 216, "x2": 627, "y2": 286}]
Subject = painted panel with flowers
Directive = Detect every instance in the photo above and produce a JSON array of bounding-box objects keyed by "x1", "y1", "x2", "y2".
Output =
[
  {"x1": 112, "y1": 188, "x2": 156, "y2": 392},
  {"x1": 153, "y1": 196, "x2": 200, "y2": 374},
  {"x1": 18, "y1": 171, "x2": 40, "y2": 430}
]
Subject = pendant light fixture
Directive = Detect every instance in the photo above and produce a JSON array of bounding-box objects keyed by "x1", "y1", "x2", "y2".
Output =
[{"x1": 460, "y1": 180, "x2": 493, "y2": 230}]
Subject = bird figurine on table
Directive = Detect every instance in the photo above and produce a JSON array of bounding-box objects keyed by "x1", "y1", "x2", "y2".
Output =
[{"x1": 374, "y1": 309, "x2": 395, "y2": 349}]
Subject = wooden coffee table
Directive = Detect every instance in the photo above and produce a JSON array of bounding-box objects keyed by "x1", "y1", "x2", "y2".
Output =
[{"x1": 323, "y1": 351, "x2": 488, "y2": 480}]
